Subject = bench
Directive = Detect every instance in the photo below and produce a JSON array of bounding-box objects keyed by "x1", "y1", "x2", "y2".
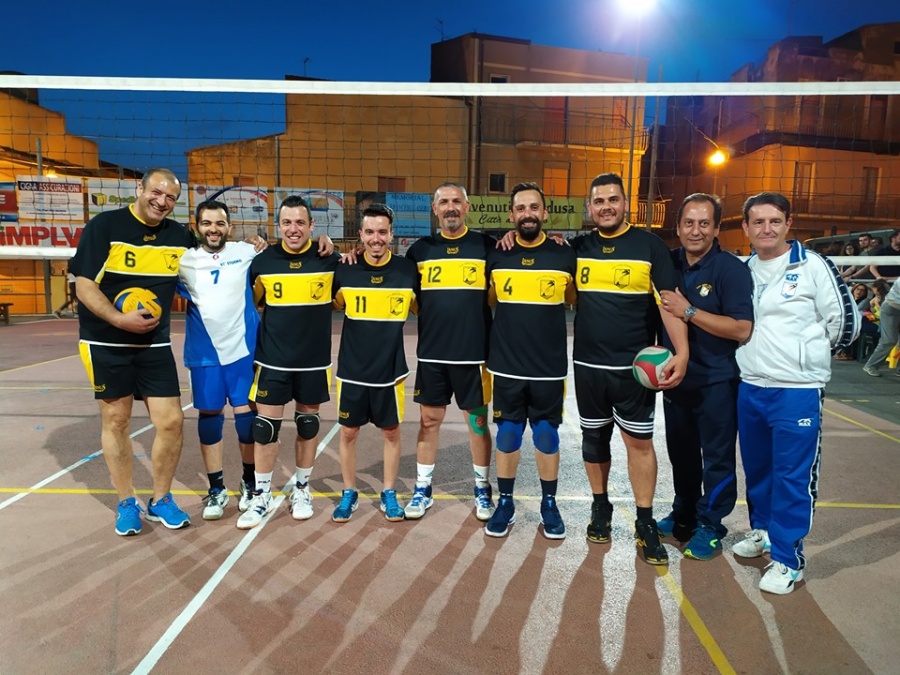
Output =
[{"x1": 0, "y1": 302, "x2": 11, "y2": 325}]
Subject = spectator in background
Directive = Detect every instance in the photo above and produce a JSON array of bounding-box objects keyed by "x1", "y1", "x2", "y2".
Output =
[
  {"x1": 869, "y1": 229, "x2": 900, "y2": 282},
  {"x1": 54, "y1": 265, "x2": 78, "y2": 317},
  {"x1": 863, "y1": 279, "x2": 900, "y2": 377},
  {"x1": 837, "y1": 241, "x2": 860, "y2": 279}
]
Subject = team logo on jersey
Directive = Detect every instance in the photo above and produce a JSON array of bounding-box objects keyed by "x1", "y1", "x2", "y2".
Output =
[
  {"x1": 310, "y1": 281, "x2": 326, "y2": 300},
  {"x1": 698, "y1": 283, "x2": 712, "y2": 297},
  {"x1": 93, "y1": 383, "x2": 106, "y2": 393},
  {"x1": 493, "y1": 409, "x2": 502, "y2": 418},
  {"x1": 446, "y1": 246, "x2": 459, "y2": 255},
  {"x1": 540, "y1": 277, "x2": 557, "y2": 299},
  {"x1": 339, "y1": 410, "x2": 350, "y2": 419},
  {"x1": 256, "y1": 389, "x2": 268, "y2": 398},
  {"x1": 390, "y1": 295, "x2": 406, "y2": 315},
  {"x1": 521, "y1": 257, "x2": 535, "y2": 267},
  {"x1": 463, "y1": 265, "x2": 478, "y2": 285},
  {"x1": 603, "y1": 246, "x2": 615, "y2": 254},
  {"x1": 798, "y1": 418, "x2": 812, "y2": 427},
  {"x1": 614, "y1": 267, "x2": 631, "y2": 288},
  {"x1": 290, "y1": 261, "x2": 303, "y2": 269},
  {"x1": 143, "y1": 234, "x2": 157, "y2": 242},
  {"x1": 162, "y1": 252, "x2": 180, "y2": 272},
  {"x1": 781, "y1": 273, "x2": 799, "y2": 298},
  {"x1": 371, "y1": 275, "x2": 384, "y2": 284}
]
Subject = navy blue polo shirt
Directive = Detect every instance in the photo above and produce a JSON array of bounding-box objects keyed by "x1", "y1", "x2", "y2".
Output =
[{"x1": 662, "y1": 239, "x2": 753, "y2": 389}]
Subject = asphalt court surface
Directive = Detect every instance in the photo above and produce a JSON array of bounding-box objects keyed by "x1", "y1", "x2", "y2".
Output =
[{"x1": 1, "y1": 314, "x2": 898, "y2": 674}]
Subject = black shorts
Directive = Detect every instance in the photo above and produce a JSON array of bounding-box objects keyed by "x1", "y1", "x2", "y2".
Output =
[
  {"x1": 413, "y1": 361, "x2": 491, "y2": 410},
  {"x1": 574, "y1": 364, "x2": 655, "y2": 440},
  {"x1": 336, "y1": 379, "x2": 406, "y2": 428},
  {"x1": 79, "y1": 342, "x2": 181, "y2": 400},
  {"x1": 491, "y1": 375, "x2": 564, "y2": 426},
  {"x1": 250, "y1": 365, "x2": 331, "y2": 407}
]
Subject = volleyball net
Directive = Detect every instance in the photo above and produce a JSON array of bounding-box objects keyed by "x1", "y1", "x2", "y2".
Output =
[{"x1": 1, "y1": 74, "x2": 898, "y2": 258}]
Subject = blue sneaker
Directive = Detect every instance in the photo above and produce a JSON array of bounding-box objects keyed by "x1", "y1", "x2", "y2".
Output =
[
  {"x1": 380, "y1": 489, "x2": 405, "y2": 522},
  {"x1": 684, "y1": 525, "x2": 722, "y2": 561},
  {"x1": 657, "y1": 513, "x2": 696, "y2": 541},
  {"x1": 404, "y1": 484, "x2": 433, "y2": 519},
  {"x1": 332, "y1": 489, "x2": 359, "y2": 523},
  {"x1": 485, "y1": 495, "x2": 515, "y2": 537},
  {"x1": 146, "y1": 493, "x2": 191, "y2": 530},
  {"x1": 115, "y1": 497, "x2": 144, "y2": 536},
  {"x1": 540, "y1": 495, "x2": 566, "y2": 540}
]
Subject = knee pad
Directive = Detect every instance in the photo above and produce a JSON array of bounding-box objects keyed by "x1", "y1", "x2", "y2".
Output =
[
  {"x1": 197, "y1": 412, "x2": 225, "y2": 445},
  {"x1": 234, "y1": 410, "x2": 256, "y2": 444},
  {"x1": 531, "y1": 419, "x2": 560, "y2": 455},
  {"x1": 582, "y1": 424, "x2": 613, "y2": 464},
  {"x1": 252, "y1": 415, "x2": 282, "y2": 445},
  {"x1": 295, "y1": 411, "x2": 320, "y2": 440},
  {"x1": 495, "y1": 420, "x2": 525, "y2": 453},
  {"x1": 468, "y1": 406, "x2": 488, "y2": 436}
]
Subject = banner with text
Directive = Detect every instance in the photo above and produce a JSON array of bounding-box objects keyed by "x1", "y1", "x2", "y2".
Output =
[
  {"x1": 275, "y1": 188, "x2": 345, "y2": 239},
  {"x1": 193, "y1": 185, "x2": 268, "y2": 224},
  {"x1": 386, "y1": 192, "x2": 433, "y2": 237},
  {"x1": 0, "y1": 182, "x2": 17, "y2": 223},
  {"x1": 16, "y1": 175, "x2": 84, "y2": 223},
  {"x1": 467, "y1": 196, "x2": 586, "y2": 231}
]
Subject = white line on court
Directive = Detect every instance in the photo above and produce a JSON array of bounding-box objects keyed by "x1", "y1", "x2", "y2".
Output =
[
  {"x1": 132, "y1": 422, "x2": 340, "y2": 675},
  {"x1": 0, "y1": 403, "x2": 193, "y2": 511}
]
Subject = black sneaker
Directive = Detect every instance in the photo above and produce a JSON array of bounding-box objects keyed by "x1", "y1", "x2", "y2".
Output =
[
  {"x1": 540, "y1": 495, "x2": 566, "y2": 540},
  {"x1": 586, "y1": 501, "x2": 613, "y2": 544},
  {"x1": 635, "y1": 518, "x2": 669, "y2": 566}
]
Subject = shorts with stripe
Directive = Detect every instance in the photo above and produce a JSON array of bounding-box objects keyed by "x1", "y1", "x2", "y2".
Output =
[
  {"x1": 79, "y1": 342, "x2": 180, "y2": 400},
  {"x1": 491, "y1": 375, "x2": 564, "y2": 426},
  {"x1": 336, "y1": 379, "x2": 406, "y2": 428},
  {"x1": 574, "y1": 363, "x2": 655, "y2": 440},
  {"x1": 250, "y1": 365, "x2": 331, "y2": 407},
  {"x1": 413, "y1": 361, "x2": 491, "y2": 410},
  {"x1": 189, "y1": 354, "x2": 255, "y2": 411}
]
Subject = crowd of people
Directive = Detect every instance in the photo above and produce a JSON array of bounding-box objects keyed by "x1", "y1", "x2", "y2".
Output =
[{"x1": 70, "y1": 167, "x2": 871, "y2": 597}]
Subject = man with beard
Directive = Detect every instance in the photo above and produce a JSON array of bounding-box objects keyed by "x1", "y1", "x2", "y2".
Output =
[
  {"x1": 71, "y1": 167, "x2": 196, "y2": 535},
  {"x1": 403, "y1": 182, "x2": 496, "y2": 521},
  {"x1": 484, "y1": 182, "x2": 576, "y2": 539},
  {"x1": 176, "y1": 200, "x2": 262, "y2": 520},
  {"x1": 238, "y1": 195, "x2": 341, "y2": 529},
  {"x1": 571, "y1": 172, "x2": 688, "y2": 565}
]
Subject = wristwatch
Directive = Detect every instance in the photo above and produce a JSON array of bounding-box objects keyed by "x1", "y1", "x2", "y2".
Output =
[{"x1": 683, "y1": 305, "x2": 697, "y2": 323}]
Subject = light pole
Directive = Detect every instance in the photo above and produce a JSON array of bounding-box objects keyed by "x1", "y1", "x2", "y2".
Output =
[
  {"x1": 619, "y1": 0, "x2": 655, "y2": 222},
  {"x1": 709, "y1": 148, "x2": 728, "y2": 196}
]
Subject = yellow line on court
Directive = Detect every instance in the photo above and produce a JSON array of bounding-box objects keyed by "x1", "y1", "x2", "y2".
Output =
[
  {"x1": 0, "y1": 354, "x2": 77, "y2": 374},
  {"x1": 655, "y1": 568, "x2": 737, "y2": 675},
  {"x1": 824, "y1": 407, "x2": 900, "y2": 444}
]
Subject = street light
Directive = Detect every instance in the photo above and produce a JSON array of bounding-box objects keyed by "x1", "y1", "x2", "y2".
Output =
[
  {"x1": 708, "y1": 148, "x2": 729, "y2": 196},
  {"x1": 618, "y1": 0, "x2": 655, "y2": 221}
]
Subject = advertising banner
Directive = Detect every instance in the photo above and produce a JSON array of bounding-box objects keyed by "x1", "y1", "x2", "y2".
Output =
[
  {"x1": 275, "y1": 188, "x2": 345, "y2": 239},
  {"x1": 87, "y1": 178, "x2": 190, "y2": 221},
  {"x1": 467, "y1": 195, "x2": 586, "y2": 231},
  {"x1": 0, "y1": 223, "x2": 83, "y2": 247},
  {"x1": 0, "y1": 182, "x2": 17, "y2": 223},
  {"x1": 193, "y1": 185, "x2": 268, "y2": 224},
  {"x1": 15, "y1": 175, "x2": 84, "y2": 223},
  {"x1": 386, "y1": 192, "x2": 432, "y2": 237}
]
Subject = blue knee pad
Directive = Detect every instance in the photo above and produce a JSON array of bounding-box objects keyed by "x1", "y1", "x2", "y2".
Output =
[
  {"x1": 495, "y1": 420, "x2": 525, "y2": 453},
  {"x1": 582, "y1": 424, "x2": 613, "y2": 463},
  {"x1": 234, "y1": 410, "x2": 256, "y2": 444},
  {"x1": 531, "y1": 419, "x2": 560, "y2": 455},
  {"x1": 197, "y1": 412, "x2": 225, "y2": 445}
]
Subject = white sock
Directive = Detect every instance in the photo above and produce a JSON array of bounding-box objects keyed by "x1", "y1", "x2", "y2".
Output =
[
  {"x1": 294, "y1": 466, "x2": 313, "y2": 487},
  {"x1": 255, "y1": 471, "x2": 273, "y2": 495},
  {"x1": 473, "y1": 464, "x2": 490, "y2": 488},
  {"x1": 416, "y1": 463, "x2": 435, "y2": 487}
]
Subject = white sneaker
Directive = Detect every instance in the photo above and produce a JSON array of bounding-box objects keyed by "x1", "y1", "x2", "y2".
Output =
[
  {"x1": 202, "y1": 488, "x2": 229, "y2": 520},
  {"x1": 733, "y1": 528, "x2": 771, "y2": 558},
  {"x1": 236, "y1": 492, "x2": 274, "y2": 530},
  {"x1": 238, "y1": 479, "x2": 253, "y2": 512},
  {"x1": 289, "y1": 483, "x2": 314, "y2": 520},
  {"x1": 759, "y1": 561, "x2": 804, "y2": 595}
]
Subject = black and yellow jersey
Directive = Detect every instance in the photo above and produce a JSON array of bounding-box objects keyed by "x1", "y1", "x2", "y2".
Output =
[
  {"x1": 571, "y1": 225, "x2": 678, "y2": 369},
  {"x1": 250, "y1": 241, "x2": 341, "y2": 371},
  {"x1": 405, "y1": 226, "x2": 494, "y2": 364},
  {"x1": 333, "y1": 251, "x2": 417, "y2": 386},
  {"x1": 486, "y1": 233, "x2": 576, "y2": 380},
  {"x1": 70, "y1": 205, "x2": 193, "y2": 347}
]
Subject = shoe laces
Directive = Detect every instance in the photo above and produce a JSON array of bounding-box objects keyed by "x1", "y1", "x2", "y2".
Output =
[
  {"x1": 251, "y1": 494, "x2": 270, "y2": 514},
  {"x1": 120, "y1": 499, "x2": 144, "y2": 515},
  {"x1": 338, "y1": 490, "x2": 356, "y2": 510},
  {"x1": 204, "y1": 489, "x2": 226, "y2": 505}
]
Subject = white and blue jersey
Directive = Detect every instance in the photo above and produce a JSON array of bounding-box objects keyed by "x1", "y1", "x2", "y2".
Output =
[{"x1": 177, "y1": 241, "x2": 260, "y2": 368}]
